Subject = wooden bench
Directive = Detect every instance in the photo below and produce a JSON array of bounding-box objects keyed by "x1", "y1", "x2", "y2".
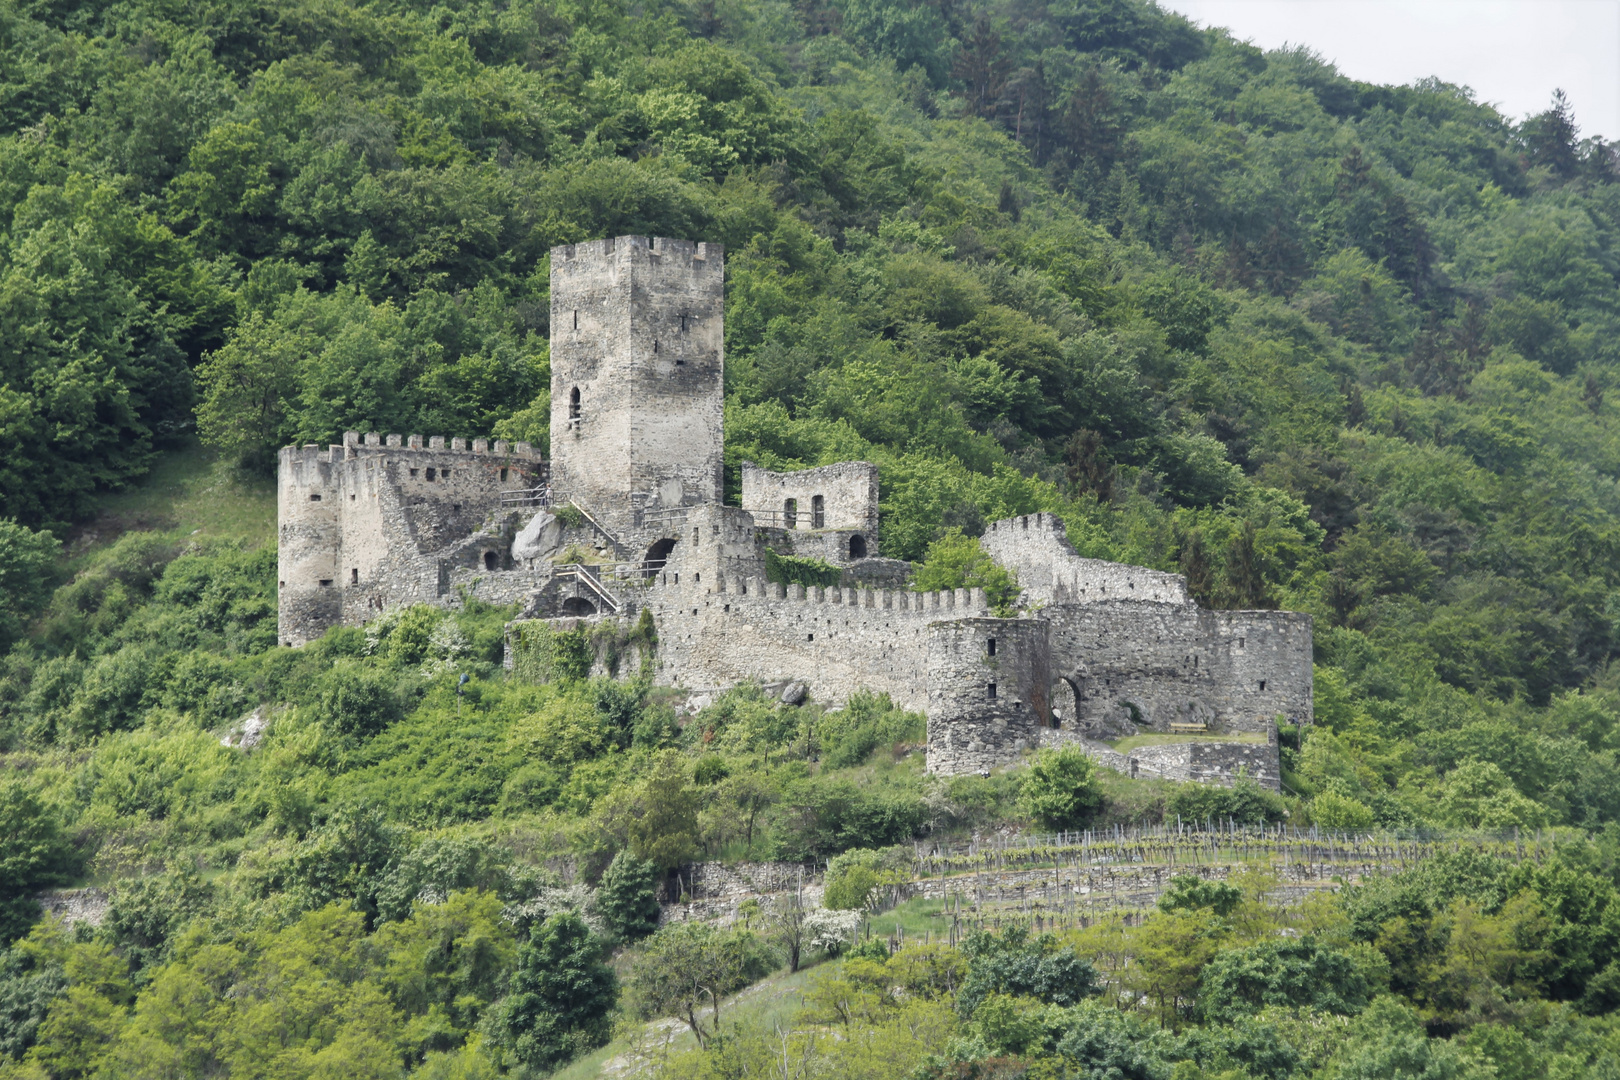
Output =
[{"x1": 1168, "y1": 723, "x2": 1209, "y2": 733}]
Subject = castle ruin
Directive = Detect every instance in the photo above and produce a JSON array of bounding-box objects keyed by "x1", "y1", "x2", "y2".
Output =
[{"x1": 278, "y1": 236, "x2": 1312, "y2": 783}]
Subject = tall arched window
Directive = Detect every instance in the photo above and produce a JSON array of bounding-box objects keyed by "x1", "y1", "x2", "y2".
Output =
[
  {"x1": 783, "y1": 498, "x2": 798, "y2": 529},
  {"x1": 849, "y1": 534, "x2": 867, "y2": 559},
  {"x1": 569, "y1": 386, "x2": 581, "y2": 420},
  {"x1": 811, "y1": 494, "x2": 825, "y2": 528}
]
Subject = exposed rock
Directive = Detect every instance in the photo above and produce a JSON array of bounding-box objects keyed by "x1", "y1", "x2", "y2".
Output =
[
  {"x1": 779, "y1": 681, "x2": 808, "y2": 705},
  {"x1": 512, "y1": 510, "x2": 563, "y2": 563}
]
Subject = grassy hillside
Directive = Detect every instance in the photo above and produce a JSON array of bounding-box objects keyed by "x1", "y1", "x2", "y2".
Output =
[{"x1": 3, "y1": 0, "x2": 1620, "y2": 1074}]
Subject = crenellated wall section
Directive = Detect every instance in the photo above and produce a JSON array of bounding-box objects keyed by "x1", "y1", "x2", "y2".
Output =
[{"x1": 277, "y1": 432, "x2": 544, "y2": 646}]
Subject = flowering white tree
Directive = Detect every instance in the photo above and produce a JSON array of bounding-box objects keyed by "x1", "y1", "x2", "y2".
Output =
[{"x1": 804, "y1": 908, "x2": 861, "y2": 956}]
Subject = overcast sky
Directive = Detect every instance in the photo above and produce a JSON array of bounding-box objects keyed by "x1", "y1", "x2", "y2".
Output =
[{"x1": 1160, "y1": 1, "x2": 1620, "y2": 141}]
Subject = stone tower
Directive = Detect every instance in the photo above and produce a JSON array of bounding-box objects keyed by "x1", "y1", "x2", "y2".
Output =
[
  {"x1": 549, "y1": 237, "x2": 725, "y2": 543},
  {"x1": 925, "y1": 617, "x2": 1052, "y2": 774}
]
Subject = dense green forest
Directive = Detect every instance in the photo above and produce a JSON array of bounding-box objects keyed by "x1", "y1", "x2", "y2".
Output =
[{"x1": 4, "y1": 0, "x2": 1620, "y2": 1074}]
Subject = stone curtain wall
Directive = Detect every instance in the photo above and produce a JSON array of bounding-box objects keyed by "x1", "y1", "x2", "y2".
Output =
[
  {"x1": 1037, "y1": 729, "x2": 1282, "y2": 791},
  {"x1": 643, "y1": 574, "x2": 992, "y2": 710},
  {"x1": 981, "y1": 513, "x2": 1189, "y2": 606},
  {"x1": 926, "y1": 617, "x2": 1052, "y2": 774},
  {"x1": 1043, "y1": 600, "x2": 1310, "y2": 738},
  {"x1": 549, "y1": 237, "x2": 725, "y2": 541},
  {"x1": 277, "y1": 434, "x2": 542, "y2": 646}
]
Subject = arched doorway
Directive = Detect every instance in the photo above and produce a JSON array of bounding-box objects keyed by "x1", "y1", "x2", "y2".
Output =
[
  {"x1": 483, "y1": 551, "x2": 498, "y2": 571},
  {"x1": 848, "y1": 534, "x2": 867, "y2": 559},
  {"x1": 1050, "y1": 677, "x2": 1081, "y2": 729},
  {"x1": 561, "y1": 596, "x2": 597, "y2": 616},
  {"x1": 642, "y1": 537, "x2": 677, "y2": 578}
]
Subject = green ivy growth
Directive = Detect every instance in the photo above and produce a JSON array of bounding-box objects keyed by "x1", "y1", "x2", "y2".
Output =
[{"x1": 764, "y1": 548, "x2": 843, "y2": 589}]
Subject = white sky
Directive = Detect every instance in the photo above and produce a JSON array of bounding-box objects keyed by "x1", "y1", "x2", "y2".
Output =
[{"x1": 1161, "y1": 1, "x2": 1620, "y2": 141}]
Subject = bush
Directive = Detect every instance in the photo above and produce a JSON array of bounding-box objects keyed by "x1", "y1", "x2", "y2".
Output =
[
  {"x1": 0, "y1": 782, "x2": 79, "y2": 944},
  {"x1": 958, "y1": 926, "x2": 1101, "y2": 1018},
  {"x1": 491, "y1": 912, "x2": 618, "y2": 1073},
  {"x1": 1021, "y1": 746, "x2": 1103, "y2": 831},
  {"x1": 818, "y1": 691, "x2": 925, "y2": 768},
  {"x1": 1157, "y1": 875, "x2": 1241, "y2": 917},
  {"x1": 1166, "y1": 778, "x2": 1288, "y2": 827},
  {"x1": 311, "y1": 660, "x2": 404, "y2": 740},
  {"x1": 597, "y1": 851, "x2": 661, "y2": 943},
  {"x1": 1199, "y1": 939, "x2": 1372, "y2": 1023},
  {"x1": 769, "y1": 777, "x2": 925, "y2": 861}
]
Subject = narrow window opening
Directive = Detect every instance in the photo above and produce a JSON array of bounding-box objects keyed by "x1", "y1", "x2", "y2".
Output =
[
  {"x1": 808, "y1": 633, "x2": 814, "y2": 641},
  {"x1": 351, "y1": 568, "x2": 359, "y2": 584},
  {"x1": 1258, "y1": 680, "x2": 1267, "y2": 691},
  {"x1": 694, "y1": 573, "x2": 701, "y2": 582},
  {"x1": 426, "y1": 467, "x2": 436, "y2": 481},
  {"x1": 309, "y1": 493, "x2": 322, "y2": 502},
  {"x1": 653, "y1": 339, "x2": 659, "y2": 354},
  {"x1": 409, "y1": 468, "x2": 419, "y2": 478},
  {"x1": 724, "y1": 604, "x2": 730, "y2": 612},
  {"x1": 987, "y1": 682, "x2": 997, "y2": 699},
  {"x1": 484, "y1": 551, "x2": 498, "y2": 571},
  {"x1": 319, "y1": 579, "x2": 333, "y2": 587},
  {"x1": 500, "y1": 467, "x2": 508, "y2": 482},
  {"x1": 693, "y1": 527, "x2": 700, "y2": 542},
  {"x1": 279, "y1": 580, "x2": 285, "y2": 589},
  {"x1": 572, "y1": 310, "x2": 578, "y2": 330},
  {"x1": 569, "y1": 387, "x2": 581, "y2": 420},
  {"x1": 349, "y1": 494, "x2": 355, "y2": 501},
  {"x1": 987, "y1": 637, "x2": 997, "y2": 656},
  {"x1": 675, "y1": 357, "x2": 684, "y2": 366},
  {"x1": 811, "y1": 494, "x2": 825, "y2": 528},
  {"x1": 784, "y1": 498, "x2": 798, "y2": 529},
  {"x1": 679, "y1": 313, "x2": 688, "y2": 333},
  {"x1": 441, "y1": 468, "x2": 450, "y2": 479}
]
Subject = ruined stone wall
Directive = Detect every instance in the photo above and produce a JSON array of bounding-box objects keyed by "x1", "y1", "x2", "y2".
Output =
[
  {"x1": 549, "y1": 237, "x2": 724, "y2": 540},
  {"x1": 926, "y1": 618, "x2": 1052, "y2": 774},
  {"x1": 981, "y1": 512, "x2": 1188, "y2": 606},
  {"x1": 1043, "y1": 600, "x2": 1309, "y2": 738},
  {"x1": 642, "y1": 574, "x2": 988, "y2": 709},
  {"x1": 740, "y1": 461, "x2": 880, "y2": 548},
  {"x1": 277, "y1": 433, "x2": 542, "y2": 646}
]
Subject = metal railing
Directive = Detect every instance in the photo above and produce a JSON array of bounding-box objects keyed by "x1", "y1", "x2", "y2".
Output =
[
  {"x1": 741, "y1": 507, "x2": 829, "y2": 529},
  {"x1": 500, "y1": 486, "x2": 552, "y2": 508},
  {"x1": 555, "y1": 563, "x2": 620, "y2": 614}
]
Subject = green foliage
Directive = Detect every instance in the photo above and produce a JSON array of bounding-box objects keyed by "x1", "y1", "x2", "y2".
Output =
[
  {"x1": 817, "y1": 691, "x2": 925, "y2": 768},
  {"x1": 764, "y1": 547, "x2": 843, "y2": 589},
  {"x1": 598, "y1": 850, "x2": 662, "y2": 943},
  {"x1": 957, "y1": 926, "x2": 1101, "y2": 1018},
  {"x1": 1199, "y1": 939, "x2": 1372, "y2": 1022},
  {"x1": 1020, "y1": 745, "x2": 1104, "y2": 831},
  {"x1": 911, "y1": 530, "x2": 1021, "y2": 616},
  {"x1": 1158, "y1": 875, "x2": 1243, "y2": 918},
  {"x1": 1166, "y1": 778, "x2": 1289, "y2": 826},
  {"x1": 0, "y1": 782, "x2": 78, "y2": 944},
  {"x1": 824, "y1": 845, "x2": 912, "y2": 910},
  {"x1": 491, "y1": 911, "x2": 617, "y2": 1073}
]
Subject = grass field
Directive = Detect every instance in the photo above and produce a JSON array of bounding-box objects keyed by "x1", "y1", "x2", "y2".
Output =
[{"x1": 68, "y1": 441, "x2": 275, "y2": 557}]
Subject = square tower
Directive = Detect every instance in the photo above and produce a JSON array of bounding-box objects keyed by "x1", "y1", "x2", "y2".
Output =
[{"x1": 550, "y1": 236, "x2": 725, "y2": 538}]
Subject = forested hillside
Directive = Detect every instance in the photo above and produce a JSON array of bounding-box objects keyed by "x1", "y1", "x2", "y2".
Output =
[{"x1": 4, "y1": 0, "x2": 1620, "y2": 1075}]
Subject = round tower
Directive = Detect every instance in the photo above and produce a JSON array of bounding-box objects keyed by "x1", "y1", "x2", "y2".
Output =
[
  {"x1": 277, "y1": 444, "x2": 343, "y2": 647},
  {"x1": 926, "y1": 617, "x2": 1051, "y2": 775}
]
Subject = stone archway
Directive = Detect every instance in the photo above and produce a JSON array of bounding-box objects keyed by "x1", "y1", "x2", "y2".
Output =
[
  {"x1": 1049, "y1": 676, "x2": 1082, "y2": 730},
  {"x1": 642, "y1": 537, "x2": 677, "y2": 578},
  {"x1": 561, "y1": 596, "x2": 597, "y2": 616}
]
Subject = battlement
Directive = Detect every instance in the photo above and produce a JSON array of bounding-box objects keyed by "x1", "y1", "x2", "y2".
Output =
[
  {"x1": 551, "y1": 235, "x2": 722, "y2": 271},
  {"x1": 279, "y1": 432, "x2": 541, "y2": 472},
  {"x1": 983, "y1": 512, "x2": 1189, "y2": 606},
  {"x1": 652, "y1": 569, "x2": 989, "y2": 616}
]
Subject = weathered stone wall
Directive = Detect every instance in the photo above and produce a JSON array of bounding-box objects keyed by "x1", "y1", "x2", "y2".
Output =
[
  {"x1": 926, "y1": 618, "x2": 1052, "y2": 774},
  {"x1": 740, "y1": 461, "x2": 880, "y2": 551},
  {"x1": 982, "y1": 513, "x2": 1189, "y2": 606},
  {"x1": 549, "y1": 237, "x2": 725, "y2": 543},
  {"x1": 1044, "y1": 600, "x2": 1309, "y2": 738},
  {"x1": 277, "y1": 434, "x2": 543, "y2": 646},
  {"x1": 643, "y1": 574, "x2": 992, "y2": 709}
]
